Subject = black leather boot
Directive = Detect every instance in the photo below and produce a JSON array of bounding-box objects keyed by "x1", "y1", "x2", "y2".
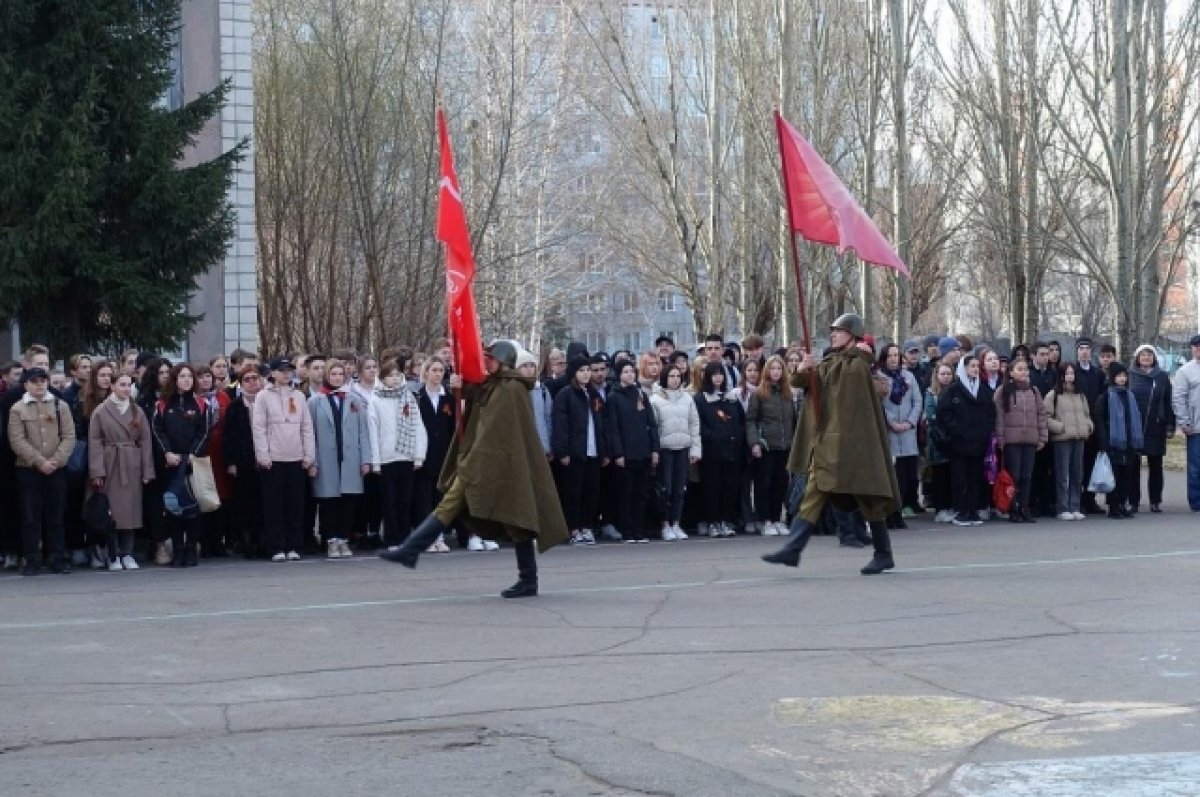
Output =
[
  {"x1": 185, "y1": 533, "x2": 199, "y2": 566},
  {"x1": 378, "y1": 515, "x2": 446, "y2": 568},
  {"x1": 761, "y1": 517, "x2": 813, "y2": 567},
  {"x1": 502, "y1": 540, "x2": 538, "y2": 598},
  {"x1": 861, "y1": 519, "x2": 895, "y2": 575},
  {"x1": 171, "y1": 532, "x2": 186, "y2": 568}
]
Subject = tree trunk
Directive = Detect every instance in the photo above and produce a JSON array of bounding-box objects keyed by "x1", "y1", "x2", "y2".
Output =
[{"x1": 888, "y1": 0, "x2": 911, "y2": 341}]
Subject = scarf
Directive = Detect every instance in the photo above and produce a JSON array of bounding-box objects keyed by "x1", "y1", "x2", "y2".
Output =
[
  {"x1": 881, "y1": 366, "x2": 908, "y2": 405},
  {"x1": 107, "y1": 394, "x2": 131, "y2": 414},
  {"x1": 377, "y1": 387, "x2": 418, "y2": 458},
  {"x1": 955, "y1": 360, "x2": 979, "y2": 399},
  {"x1": 1106, "y1": 387, "x2": 1144, "y2": 452}
]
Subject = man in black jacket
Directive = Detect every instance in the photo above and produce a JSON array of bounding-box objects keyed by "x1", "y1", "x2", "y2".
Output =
[{"x1": 1074, "y1": 338, "x2": 1106, "y2": 513}]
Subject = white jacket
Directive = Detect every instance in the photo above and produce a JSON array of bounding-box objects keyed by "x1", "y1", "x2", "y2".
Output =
[
  {"x1": 651, "y1": 388, "x2": 701, "y2": 458},
  {"x1": 1172, "y1": 359, "x2": 1200, "y2": 430},
  {"x1": 368, "y1": 388, "x2": 428, "y2": 468}
]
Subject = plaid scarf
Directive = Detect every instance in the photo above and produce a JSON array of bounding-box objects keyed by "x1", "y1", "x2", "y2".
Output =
[{"x1": 377, "y1": 387, "x2": 420, "y2": 460}]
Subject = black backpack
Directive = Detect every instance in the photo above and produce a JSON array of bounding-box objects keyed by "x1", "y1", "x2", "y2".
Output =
[{"x1": 84, "y1": 492, "x2": 116, "y2": 536}]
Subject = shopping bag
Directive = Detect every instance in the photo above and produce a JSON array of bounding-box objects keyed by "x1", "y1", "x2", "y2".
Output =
[
  {"x1": 1087, "y1": 451, "x2": 1116, "y2": 494},
  {"x1": 992, "y1": 468, "x2": 1015, "y2": 513},
  {"x1": 188, "y1": 456, "x2": 222, "y2": 513}
]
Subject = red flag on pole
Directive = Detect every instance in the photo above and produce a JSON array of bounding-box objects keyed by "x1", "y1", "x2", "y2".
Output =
[
  {"x1": 436, "y1": 108, "x2": 486, "y2": 384},
  {"x1": 775, "y1": 111, "x2": 909, "y2": 276}
]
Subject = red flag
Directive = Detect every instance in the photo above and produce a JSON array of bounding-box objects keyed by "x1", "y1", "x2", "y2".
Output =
[
  {"x1": 436, "y1": 108, "x2": 486, "y2": 384},
  {"x1": 775, "y1": 111, "x2": 909, "y2": 276}
]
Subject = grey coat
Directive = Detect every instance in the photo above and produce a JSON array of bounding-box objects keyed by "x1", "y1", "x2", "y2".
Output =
[
  {"x1": 308, "y1": 391, "x2": 371, "y2": 498},
  {"x1": 881, "y1": 369, "x2": 922, "y2": 458}
]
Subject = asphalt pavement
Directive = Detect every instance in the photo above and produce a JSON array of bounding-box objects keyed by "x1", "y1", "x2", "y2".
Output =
[{"x1": 2, "y1": 474, "x2": 1200, "y2": 796}]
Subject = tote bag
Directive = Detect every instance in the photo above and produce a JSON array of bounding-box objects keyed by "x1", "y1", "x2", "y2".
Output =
[{"x1": 188, "y1": 456, "x2": 222, "y2": 513}]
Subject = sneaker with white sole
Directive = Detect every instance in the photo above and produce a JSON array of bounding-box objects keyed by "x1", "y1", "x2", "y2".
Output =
[
  {"x1": 327, "y1": 540, "x2": 341, "y2": 559},
  {"x1": 581, "y1": 529, "x2": 596, "y2": 545},
  {"x1": 661, "y1": 526, "x2": 676, "y2": 541},
  {"x1": 1057, "y1": 512, "x2": 1074, "y2": 521},
  {"x1": 286, "y1": 550, "x2": 301, "y2": 561},
  {"x1": 271, "y1": 552, "x2": 287, "y2": 562},
  {"x1": 468, "y1": 535, "x2": 485, "y2": 551},
  {"x1": 1071, "y1": 512, "x2": 1085, "y2": 520},
  {"x1": 4, "y1": 554, "x2": 18, "y2": 570},
  {"x1": 764, "y1": 522, "x2": 779, "y2": 537},
  {"x1": 121, "y1": 555, "x2": 139, "y2": 570},
  {"x1": 107, "y1": 559, "x2": 123, "y2": 571},
  {"x1": 91, "y1": 546, "x2": 107, "y2": 569},
  {"x1": 338, "y1": 540, "x2": 353, "y2": 557},
  {"x1": 435, "y1": 538, "x2": 451, "y2": 553},
  {"x1": 673, "y1": 524, "x2": 688, "y2": 540},
  {"x1": 483, "y1": 540, "x2": 500, "y2": 551}
]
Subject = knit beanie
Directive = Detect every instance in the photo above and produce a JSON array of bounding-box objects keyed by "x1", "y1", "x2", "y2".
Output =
[
  {"x1": 1107, "y1": 361, "x2": 1128, "y2": 382},
  {"x1": 938, "y1": 336, "x2": 959, "y2": 357},
  {"x1": 567, "y1": 356, "x2": 591, "y2": 379}
]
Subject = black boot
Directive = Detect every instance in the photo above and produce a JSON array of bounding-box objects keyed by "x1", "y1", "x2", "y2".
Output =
[
  {"x1": 861, "y1": 519, "x2": 895, "y2": 575},
  {"x1": 889, "y1": 511, "x2": 908, "y2": 530},
  {"x1": 185, "y1": 535, "x2": 199, "y2": 567},
  {"x1": 761, "y1": 517, "x2": 813, "y2": 567},
  {"x1": 378, "y1": 514, "x2": 446, "y2": 568},
  {"x1": 502, "y1": 540, "x2": 538, "y2": 598},
  {"x1": 1021, "y1": 506, "x2": 1037, "y2": 523},
  {"x1": 171, "y1": 532, "x2": 186, "y2": 568}
]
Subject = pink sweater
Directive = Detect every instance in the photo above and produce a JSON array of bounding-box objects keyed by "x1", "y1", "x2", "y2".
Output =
[{"x1": 251, "y1": 385, "x2": 316, "y2": 465}]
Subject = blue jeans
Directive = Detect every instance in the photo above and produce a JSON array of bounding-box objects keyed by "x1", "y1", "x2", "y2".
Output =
[{"x1": 1187, "y1": 434, "x2": 1200, "y2": 510}]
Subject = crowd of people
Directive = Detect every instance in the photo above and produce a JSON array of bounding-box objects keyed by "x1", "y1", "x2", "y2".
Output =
[{"x1": 4, "y1": 325, "x2": 1200, "y2": 576}]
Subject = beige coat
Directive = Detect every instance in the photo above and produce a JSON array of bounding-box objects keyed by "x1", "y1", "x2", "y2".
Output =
[
  {"x1": 8, "y1": 393, "x2": 74, "y2": 469},
  {"x1": 89, "y1": 400, "x2": 156, "y2": 530},
  {"x1": 1043, "y1": 389, "x2": 1094, "y2": 442}
]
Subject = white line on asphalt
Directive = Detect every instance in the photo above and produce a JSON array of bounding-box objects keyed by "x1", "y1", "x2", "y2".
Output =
[{"x1": 2, "y1": 549, "x2": 1199, "y2": 631}]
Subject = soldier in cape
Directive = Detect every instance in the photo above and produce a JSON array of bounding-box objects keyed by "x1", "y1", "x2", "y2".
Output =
[{"x1": 380, "y1": 340, "x2": 569, "y2": 598}]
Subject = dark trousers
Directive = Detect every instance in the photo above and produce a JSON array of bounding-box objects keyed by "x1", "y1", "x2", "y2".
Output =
[
  {"x1": 380, "y1": 461, "x2": 417, "y2": 545},
  {"x1": 951, "y1": 455, "x2": 983, "y2": 518},
  {"x1": 143, "y1": 479, "x2": 167, "y2": 543},
  {"x1": 0, "y1": 463, "x2": 19, "y2": 556},
  {"x1": 1031, "y1": 445, "x2": 1056, "y2": 514},
  {"x1": 928, "y1": 462, "x2": 952, "y2": 511},
  {"x1": 598, "y1": 461, "x2": 618, "y2": 528},
  {"x1": 65, "y1": 475, "x2": 86, "y2": 550},
  {"x1": 894, "y1": 455, "x2": 920, "y2": 510},
  {"x1": 738, "y1": 456, "x2": 756, "y2": 528},
  {"x1": 1082, "y1": 438, "x2": 1101, "y2": 509},
  {"x1": 262, "y1": 461, "x2": 307, "y2": 554},
  {"x1": 657, "y1": 449, "x2": 689, "y2": 524},
  {"x1": 106, "y1": 530, "x2": 136, "y2": 559},
  {"x1": 557, "y1": 457, "x2": 600, "y2": 530},
  {"x1": 753, "y1": 449, "x2": 790, "y2": 523},
  {"x1": 318, "y1": 494, "x2": 361, "y2": 541},
  {"x1": 17, "y1": 468, "x2": 67, "y2": 566},
  {"x1": 1110, "y1": 454, "x2": 1136, "y2": 510},
  {"x1": 1130, "y1": 454, "x2": 1164, "y2": 508},
  {"x1": 1003, "y1": 444, "x2": 1037, "y2": 511},
  {"x1": 165, "y1": 512, "x2": 200, "y2": 564},
  {"x1": 700, "y1": 458, "x2": 738, "y2": 524},
  {"x1": 615, "y1": 460, "x2": 650, "y2": 540},
  {"x1": 356, "y1": 472, "x2": 383, "y2": 537},
  {"x1": 231, "y1": 468, "x2": 265, "y2": 555}
]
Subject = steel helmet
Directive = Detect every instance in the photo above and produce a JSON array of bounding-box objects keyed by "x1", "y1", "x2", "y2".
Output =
[
  {"x1": 484, "y1": 339, "x2": 521, "y2": 368},
  {"x1": 829, "y1": 313, "x2": 866, "y2": 339}
]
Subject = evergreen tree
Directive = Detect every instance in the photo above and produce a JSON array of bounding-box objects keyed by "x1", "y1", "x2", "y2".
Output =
[{"x1": 0, "y1": 0, "x2": 244, "y2": 354}]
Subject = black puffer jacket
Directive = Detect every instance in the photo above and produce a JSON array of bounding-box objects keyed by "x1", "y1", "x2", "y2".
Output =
[
  {"x1": 694, "y1": 392, "x2": 745, "y2": 462},
  {"x1": 552, "y1": 382, "x2": 606, "y2": 460},
  {"x1": 604, "y1": 383, "x2": 659, "y2": 462},
  {"x1": 936, "y1": 379, "x2": 996, "y2": 458}
]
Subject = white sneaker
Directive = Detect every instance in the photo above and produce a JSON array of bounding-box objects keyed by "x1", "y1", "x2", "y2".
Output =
[
  {"x1": 483, "y1": 540, "x2": 500, "y2": 551},
  {"x1": 434, "y1": 538, "x2": 450, "y2": 553},
  {"x1": 286, "y1": 550, "x2": 301, "y2": 561},
  {"x1": 661, "y1": 526, "x2": 676, "y2": 541},
  {"x1": 722, "y1": 523, "x2": 737, "y2": 537},
  {"x1": 107, "y1": 559, "x2": 123, "y2": 571},
  {"x1": 338, "y1": 540, "x2": 353, "y2": 557},
  {"x1": 468, "y1": 535, "x2": 485, "y2": 552},
  {"x1": 1057, "y1": 512, "x2": 1074, "y2": 521},
  {"x1": 4, "y1": 554, "x2": 18, "y2": 569},
  {"x1": 1072, "y1": 512, "x2": 1085, "y2": 520},
  {"x1": 271, "y1": 552, "x2": 287, "y2": 562},
  {"x1": 121, "y1": 555, "x2": 139, "y2": 570},
  {"x1": 327, "y1": 540, "x2": 341, "y2": 559},
  {"x1": 762, "y1": 522, "x2": 779, "y2": 537},
  {"x1": 582, "y1": 529, "x2": 596, "y2": 545},
  {"x1": 673, "y1": 524, "x2": 688, "y2": 540}
]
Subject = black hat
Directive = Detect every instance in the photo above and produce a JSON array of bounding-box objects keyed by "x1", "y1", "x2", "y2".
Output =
[
  {"x1": 20, "y1": 367, "x2": 49, "y2": 384},
  {"x1": 268, "y1": 357, "x2": 295, "y2": 371},
  {"x1": 1076, "y1": 337, "x2": 1093, "y2": 349},
  {"x1": 568, "y1": 355, "x2": 591, "y2": 376},
  {"x1": 589, "y1": 352, "x2": 610, "y2": 366},
  {"x1": 1107, "y1": 361, "x2": 1128, "y2": 381},
  {"x1": 1189, "y1": 334, "x2": 1200, "y2": 347}
]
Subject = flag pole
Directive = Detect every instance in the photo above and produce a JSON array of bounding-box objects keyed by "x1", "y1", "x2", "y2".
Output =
[{"x1": 774, "y1": 109, "x2": 820, "y2": 419}]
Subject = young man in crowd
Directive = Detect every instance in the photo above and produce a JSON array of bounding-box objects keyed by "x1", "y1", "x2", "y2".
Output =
[
  {"x1": 7, "y1": 367, "x2": 75, "y2": 575},
  {"x1": 1073, "y1": 337, "x2": 1106, "y2": 514},
  {"x1": 741, "y1": 334, "x2": 766, "y2": 369},
  {"x1": 656, "y1": 336, "x2": 675, "y2": 366},
  {"x1": 303, "y1": 354, "x2": 327, "y2": 397},
  {"x1": 1029, "y1": 342, "x2": 1058, "y2": 516}
]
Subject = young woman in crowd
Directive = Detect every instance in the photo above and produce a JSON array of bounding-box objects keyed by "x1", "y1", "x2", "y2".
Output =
[
  {"x1": 980, "y1": 348, "x2": 1003, "y2": 393},
  {"x1": 209, "y1": 355, "x2": 231, "y2": 393},
  {"x1": 1093, "y1": 362, "x2": 1144, "y2": 519},
  {"x1": 694, "y1": 362, "x2": 743, "y2": 537},
  {"x1": 370, "y1": 359, "x2": 429, "y2": 552},
  {"x1": 252, "y1": 358, "x2": 315, "y2": 562},
  {"x1": 413, "y1": 357, "x2": 460, "y2": 544},
  {"x1": 1128, "y1": 345, "x2": 1175, "y2": 513},
  {"x1": 222, "y1": 364, "x2": 267, "y2": 557},
  {"x1": 539, "y1": 346, "x2": 566, "y2": 385},
  {"x1": 309, "y1": 360, "x2": 370, "y2": 558},
  {"x1": 877, "y1": 344, "x2": 922, "y2": 526},
  {"x1": 552, "y1": 356, "x2": 606, "y2": 545},
  {"x1": 994, "y1": 358, "x2": 1049, "y2": 523},
  {"x1": 194, "y1": 365, "x2": 232, "y2": 557},
  {"x1": 638, "y1": 352, "x2": 662, "y2": 397},
  {"x1": 1044, "y1": 363, "x2": 1093, "y2": 520},
  {"x1": 924, "y1": 363, "x2": 956, "y2": 522},
  {"x1": 517, "y1": 350, "x2": 553, "y2": 459},
  {"x1": 732, "y1": 359, "x2": 761, "y2": 533},
  {"x1": 89, "y1": 372, "x2": 154, "y2": 570},
  {"x1": 937, "y1": 355, "x2": 995, "y2": 527},
  {"x1": 604, "y1": 360, "x2": 660, "y2": 543},
  {"x1": 79, "y1": 360, "x2": 115, "y2": 566},
  {"x1": 350, "y1": 354, "x2": 383, "y2": 546},
  {"x1": 652, "y1": 364, "x2": 700, "y2": 541},
  {"x1": 137, "y1": 357, "x2": 172, "y2": 564},
  {"x1": 745, "y1": 355, "x2": 794, "y2": 535},
  {"x1": 152, "y1": 364, "x2": 209, "y2": 567}
]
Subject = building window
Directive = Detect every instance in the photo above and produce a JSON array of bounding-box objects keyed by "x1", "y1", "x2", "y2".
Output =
[
  {"x1": 613, "y1": 291, "x2": 634, "y2": 312},
  {"x1": 581, "y1": 253, "x2": 600, "y2": 273},
  {"x1": 650, "y1": 55, "x2": 668, "y2": 78},
  {"x1": 585, "y1": 292, "x2": 604, "y2": 312},
  {"x1": 657, "y1": 290, "x2": 677, "y2": 312}
]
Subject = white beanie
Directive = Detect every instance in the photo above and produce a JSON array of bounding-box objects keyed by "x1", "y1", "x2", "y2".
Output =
[{"x1": 515, "y1": 349, "x2": 537, "y2": 368}]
